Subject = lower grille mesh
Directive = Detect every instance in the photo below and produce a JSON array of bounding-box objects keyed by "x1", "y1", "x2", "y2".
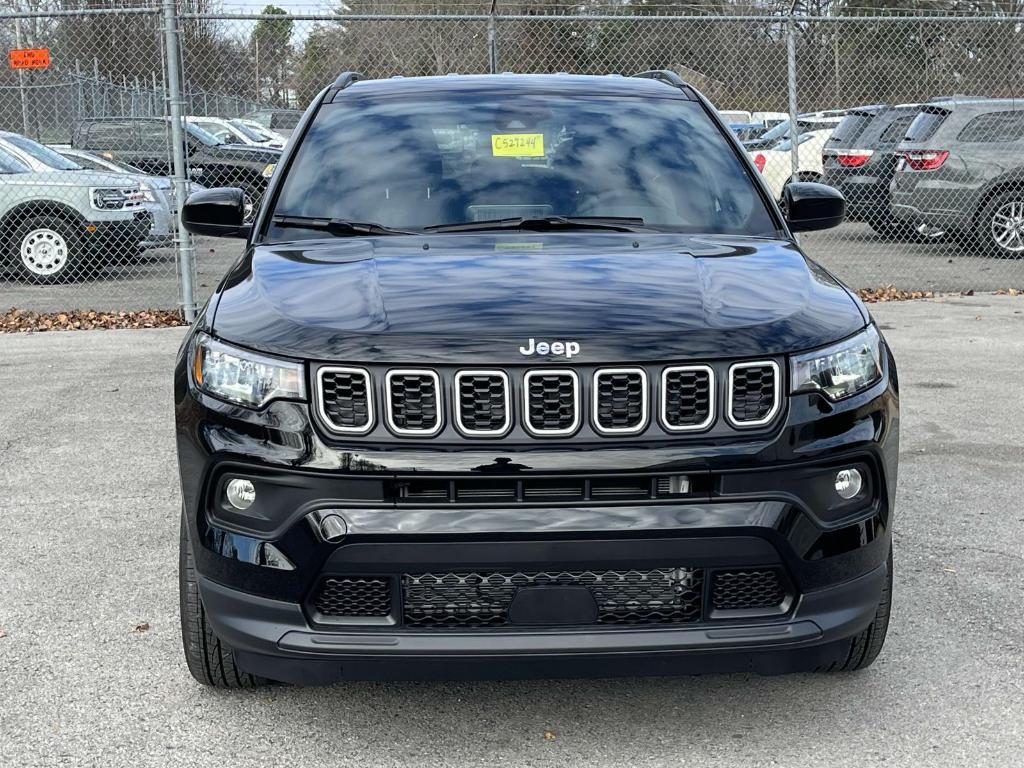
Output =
[
  {"x1": 403, "y1": 568, "x2": 703, "y2": 628},
  {"x1": 313, "y1": 576, "x2": 392, "y2": 618},
  {"x1": 711, "y1": 569, "x2": 786, "y2": 611}
]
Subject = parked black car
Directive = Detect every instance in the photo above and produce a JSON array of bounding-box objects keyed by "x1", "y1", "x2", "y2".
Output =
[
  {"x1": 72, "y1": 117, "x2": 280, "y2": 220},
  {"x1": 822, "y1": 104, "x2": 921, "y2": 234},
  {"x1": 892, "y1": 99, "x2": 1024, "y2": 256},
  {"x1": 175, "y1": 72, "x2": 897, "y2": 687}
]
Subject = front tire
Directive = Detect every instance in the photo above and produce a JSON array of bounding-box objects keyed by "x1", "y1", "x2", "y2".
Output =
[
  {"x1": 179, "y1": 509, "x2": 267, "y2": 688},
  {"x1": 819, "y1": 547, "x2": 893, "y2": 673},
  {"x1": 11, "y1": 215, "x2": 83, "y2": 284},
  {"x1": 977, "y1": 192, "x2": 1024, "y2": 258}
]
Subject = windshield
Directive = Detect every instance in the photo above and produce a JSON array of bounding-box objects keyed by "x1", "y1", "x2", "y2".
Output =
[
  {"x1": 757, "y1": 120, "x2": 792, "y2": 143},
  {"x1": 5, "y1": 134, "x2": 81, "y2": 170},
  {"x1": 185, "y1": 123, "x2": 223, "y2": 146},
  {"x1": 269, "y1": 93, "x2": 778, "y2": 238},
  {"x1": 0, "y1": 146, "x2": 30, "y2": 173},
  {"x1": 229, "y1": 119, "x2": 267, "y2": 142}
]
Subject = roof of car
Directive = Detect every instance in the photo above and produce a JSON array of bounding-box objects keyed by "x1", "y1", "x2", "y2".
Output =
[
  {"x1": 338, "y1": 73, "x2": 693, "y2": 99},
  {"x1": 928, "y1": 97, "x2": 1022, "y2": 110}
]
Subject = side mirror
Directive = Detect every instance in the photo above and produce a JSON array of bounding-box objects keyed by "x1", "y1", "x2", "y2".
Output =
[
  {"x1": 181, "y1": 187, "x2": 250, "y2": 238},
  {"x1": 783, "y1": 181, "x2": 846, "y2": 232}
]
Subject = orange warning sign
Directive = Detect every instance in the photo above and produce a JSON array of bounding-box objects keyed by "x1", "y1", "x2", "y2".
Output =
[{"x1": 9, "y1": 48, "x2": 50, "y2": 70}]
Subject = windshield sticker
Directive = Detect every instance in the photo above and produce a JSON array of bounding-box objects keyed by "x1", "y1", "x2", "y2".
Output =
[{"x1": 491, "y1": 133, "x2": 544, "y2": 158}]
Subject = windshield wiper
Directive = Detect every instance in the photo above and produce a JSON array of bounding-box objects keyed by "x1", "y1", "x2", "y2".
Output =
[
  {"x1": 271, "y1": 215, "x2": 417, "y2": 236},
  {"x1": 423, "y1": 215, "x2": 646, "y2": 234}
]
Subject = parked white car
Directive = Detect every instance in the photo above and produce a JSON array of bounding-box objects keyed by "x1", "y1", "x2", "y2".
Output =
[
  {"x1": 718, "y1": 109, "x2": 753, "y2": 125},
  {"x1": 749, "y1": 128, "x2": 834, "y2": 200},
  {"x1": 186, "y1": 116, "x2": 284, "y2": 149},
  {"x1": 231, "y1": 118, "x2": 288, "y2": 148}
]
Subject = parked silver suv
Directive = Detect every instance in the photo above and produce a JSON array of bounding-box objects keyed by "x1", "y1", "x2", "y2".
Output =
[
  {"x1": 0, "y1": 143, "x2": 149, "y2": 283},
  {"x1": 892, "y1": 98, "x2": 1024, "y2": 256}
]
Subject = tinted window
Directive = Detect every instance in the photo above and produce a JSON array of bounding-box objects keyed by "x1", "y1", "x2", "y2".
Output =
[
  {"x1": 271, "y1": 93, "x2": 778, "y2": 237},
  {"x1": 59, "y1": 152, "x2": 105, "y2": 170},
  {"x1": 85, "y1": 121, "x2": 134, "y2": 150},
  {"x1": 138, "y1": 122, "x2": 168, "y2": 152},
  {"x1": 0, "y1": 146, "x2": 30, "y2": 173},
  {"x1": 877, "y1": 115, "x2": 915, "y2": 144},
  {"x1": 829, "y1": 113, "x2": 874, "y2": 144},
  {"x1": 958, "y1": 110, "x2": 1024, "y2": 142},
  {"x1": 905, "y1": 109, "x2": 948, "y2": 142},
  {"x1": 269, "y1": 112, "x2": 300, "y2": 130},
  {"x1": 4, "y1": 134, "x2": 81, "y2": 170}
]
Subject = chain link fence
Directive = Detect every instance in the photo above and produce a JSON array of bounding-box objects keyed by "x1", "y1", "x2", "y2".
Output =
[{"x1": 1, "y1": 5, "x2": 1022, "y2": 318}]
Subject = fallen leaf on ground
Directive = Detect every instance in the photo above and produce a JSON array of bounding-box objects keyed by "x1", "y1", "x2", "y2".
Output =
[
  {"x1": 2, "y1": 308, "x2": 187, "y2": 333},
  {"x1": 543, "y1": 730, "x2": 556, "y2": 741},
  {"x1": 857, "y1": 285, "x2": 935, "y2": 303}
]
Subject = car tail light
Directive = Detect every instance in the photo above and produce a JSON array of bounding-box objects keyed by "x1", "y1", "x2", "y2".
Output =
[
  {"x1": 835, "y1": 149, "x2": 874, "y2": 168},
  {"x1": 753, "y1": 153, "x2": 766, "y2": 173},
  {"x1": 900, "y1": 150, "x2": 949, "y2": 171}
]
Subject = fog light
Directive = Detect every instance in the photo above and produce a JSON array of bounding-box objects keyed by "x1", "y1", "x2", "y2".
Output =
[
  {"x1": 225, "y1": 478, "x2": 256, "y2": 510},
  {"x1": 834, "y1": 468, "x2": 863, "y2": 500}
]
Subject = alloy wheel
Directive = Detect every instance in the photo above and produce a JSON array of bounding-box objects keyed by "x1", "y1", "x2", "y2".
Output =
[{"x1": 991, "y1": 200, "x2": 1024, "y2": 254}]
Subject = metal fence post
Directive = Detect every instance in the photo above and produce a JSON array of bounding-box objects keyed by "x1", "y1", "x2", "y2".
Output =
[
  {"x1": 161, "y1": 0, "x2": 198, "y2": 322},
  {"x1": 786, "y1": 10, "x2": 800, "y2": 186},
  {"x1": 487, "y1": 0, "x2": 499, "y2": 74}
]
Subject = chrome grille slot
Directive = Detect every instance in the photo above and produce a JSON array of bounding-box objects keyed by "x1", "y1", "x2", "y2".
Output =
[
  {"x1": 660, "y1": 365, "x2": 714, "y2": 432},
  {"x1": 455, "y1": 480, "x2": 517, "y2": 502},
  {"x1": 317, "y1": 367, "x2": 373, "y2": 434},
  {"x1": 386, "y1": 369, "x2": 442, "y2": 436},
  {"x1": 589, "y1": 478, "x2": 650, "y2": 498},
  {"x1": 522, "y1": 478, "x2": 585, "y2": 501},
  {"x1": 455, "y1": 370, "x2": 511, "y2": 436},
  {"x1": 728, "y1": 361, "x2": 781, "y2": 427},
  {"x1": 593, "y1": 368, "x2": 648, "y2": 434},
  {"x1": 523, "y1": 369, "x2": 580, "y2": 436}
]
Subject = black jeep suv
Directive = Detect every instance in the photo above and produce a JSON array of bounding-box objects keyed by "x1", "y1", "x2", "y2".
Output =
[
  {"x1": 175, "y1": 72, "x2": 898, "y2": 687},
  {"x1": 73, "y1": 117, "x2": 280, "y2": 219}
]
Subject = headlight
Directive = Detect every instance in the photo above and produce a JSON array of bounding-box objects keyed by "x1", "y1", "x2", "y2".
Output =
[
  {"x1": 192, "y1": 334, "x2": 305, "y2": 408},
  {"x1": 791, "y1": 325, "x2": 883, "y2": 401},
  {"x1": 138, "y1": 181, "x2": 157, "y2": 203},
  {"x1": 90, "y1": 187, "x2": 126, "y2": 210},
  {"x1": 261, "y1": 163, "x2": 276, "y2": 178}
]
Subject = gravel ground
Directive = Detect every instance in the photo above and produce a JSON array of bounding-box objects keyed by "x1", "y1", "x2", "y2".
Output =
[
  {"x1": 2, "y1": 224, "x2": 1023, "y2": 314},
  {"x1": 1, "y1": 296, "x2": 1023, "y2": 767}
]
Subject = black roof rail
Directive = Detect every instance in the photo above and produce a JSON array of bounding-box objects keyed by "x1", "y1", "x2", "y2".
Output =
[
  {"x1": 632, "y1": 70, "x2": 688, "y2": 88},
  {"x1": 626, "y1": 69, "x2": 700, "y2": 99},
  {"x1": 332, "y1": 71, "x2": 363, "y2": 90}
]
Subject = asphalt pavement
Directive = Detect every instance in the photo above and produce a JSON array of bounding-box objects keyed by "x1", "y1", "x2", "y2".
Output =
[
  {"x1": 1, "y1": 296, "x2": 1023, "y2": 767},
  {"x1": 2, "y1": 224, "x2": 1023, "y2": 314}
]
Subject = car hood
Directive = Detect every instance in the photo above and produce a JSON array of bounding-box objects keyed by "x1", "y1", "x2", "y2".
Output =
[
  {"x1": 205, "y1": 144, "x2": 280, "y2": 163},
  {"x1": 0, "y1": 169, "x2": 140, "y2": 188},
  {"x1": 210, "y1": 233, "x2": 865, "y2": 364}
]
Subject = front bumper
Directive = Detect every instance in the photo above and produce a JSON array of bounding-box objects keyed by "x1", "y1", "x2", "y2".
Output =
[
  {"x1": 200, "y1": 561, "x2": 887, "y2": 683},
  {"x1": 83, "y1": 211, "x2": 152, "y2": 256},
  {"x1": 175, "y1": 338, "x2": 899, "y2": 683}
]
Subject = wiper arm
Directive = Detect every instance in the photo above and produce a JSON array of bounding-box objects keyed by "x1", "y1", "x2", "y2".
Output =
[
  {"x1": 424, "y1": 215, "x2": 646, "y2": 233},
  {"x1": 271, "y1": 215, "x2": 417, "y2": 236}
]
